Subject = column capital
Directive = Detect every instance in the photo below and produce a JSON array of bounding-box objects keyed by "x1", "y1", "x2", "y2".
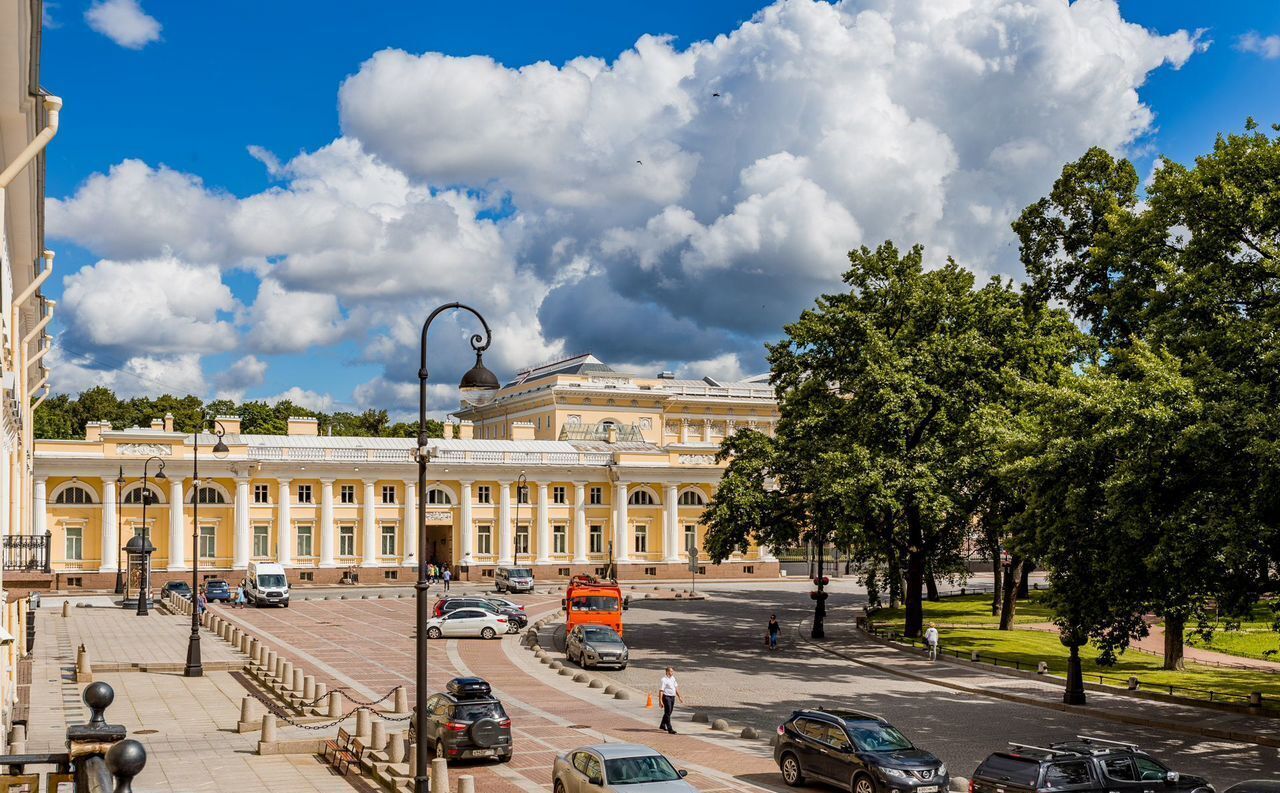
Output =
[
  {"x1": 572, "y1": 480, "x2": 588, "y2": 487},
  {"x1": 536, "y1": 481, "x2": 549, "y2": 491},
  {"x1": 277, "y1": 477, "x2": 292, "y2": 485},
  {"x1": 318, "y1": 477, "x2": 335, "y2": 485}
]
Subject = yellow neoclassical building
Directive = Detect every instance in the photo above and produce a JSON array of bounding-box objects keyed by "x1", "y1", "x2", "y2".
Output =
[{"x1": 34, "y1": 355, "x2": 781, "y2": 588}]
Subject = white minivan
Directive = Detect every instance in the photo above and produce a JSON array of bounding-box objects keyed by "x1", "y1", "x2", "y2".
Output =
[{"x1": 246, "y1": 561, "x2": 290, "y2": 608}]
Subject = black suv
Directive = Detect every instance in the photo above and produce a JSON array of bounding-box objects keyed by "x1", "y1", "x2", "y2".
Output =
[
  {"x1": 972, "y1": 738, "x2": 1213, "y2": 793},
  {"x1": 775, "y1": 708, "x2": 947, "y2": 793},
  {"x1": 422, "y1": 677, "x2": 513, "y2": 764}
]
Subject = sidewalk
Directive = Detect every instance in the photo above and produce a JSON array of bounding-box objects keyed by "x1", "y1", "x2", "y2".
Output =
[
  {"x1": 25, "y1": 603, "x2": 361, "y2": 793},
  {"x1": 810, "y1": 621, "x2": 1280, "y2": 747}
]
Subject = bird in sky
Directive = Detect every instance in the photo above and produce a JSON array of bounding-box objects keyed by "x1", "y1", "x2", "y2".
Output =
[
  {"x1": 712, "y1": 92, "x2": 721, "y2": 97},
  {"x1": 636, "y1": 160, "x2": 643, "y2": 165}
]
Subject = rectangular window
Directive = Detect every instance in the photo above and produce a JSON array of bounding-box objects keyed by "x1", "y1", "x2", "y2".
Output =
[
  {"x1": 552, "y1": 486, "x2": 566, "y2": 504},
  {"x1": 381, "y1": 525, "x2": 397, "y2": 556},
  {"x1": 381, "y1": 485, "x2": 396, "y2": 504},
  {"x1": 299, "y1": 571, "x2": 314, "y2": 582},
  {"x1": 340, "y1": 485, "x2": 355, "y2": 504},
  {"x1": 253, "y1": 484, "x2": 270, "y2": 504},
  {"x1": 684, "y1": 524, "x2": 697, "y2": 552},
  {"x1": 65, "y1": 527, "x2": 83, "y2": 561},
  {"x1": 634, "y1": 525, "x2": 648, "y2": 554},
  {"x1": 589, "y1": 525, "x2": 603, "y2": 554},
  {"x1": 339, "y1": 526, "x2": 355, "y2": 557},
  {"x1": 477, "y1": 485, "x2": 492, "y2": 504},
  {"x1": 552, "y1": 525, "x2": 567, "y2": 554},
  {"x1": 515, "y1": 525, "x2": 530, "y2": 555},
  {"x1": 477, "y1": 525, "x2": 492, "y2": 556},
  {"x1": 199, "y1": 526, "x2": 216, "y2": 559},
  {"x1": 296, "y1": 525, "x2": 313, "y2": 557},
  {"x1": 253, "y1": 525, "x2": 270, "y2": 557},
  {"x1": 516, "y1": 485, "x2": 529, "y2": 504},
  {"x1": 297, "y1": 484, "x2": 313, "y2": 504},
  {"x1": 589, "y1": 487, "x2": 603, "y2": 505}
]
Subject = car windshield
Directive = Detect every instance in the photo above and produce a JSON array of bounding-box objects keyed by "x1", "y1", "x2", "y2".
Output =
[
  {"x1": 258, "y1": 574, "x2": 286, "y2": 588},
  {"x1": 207, "y1": 580, "x2": 227, "y2": 588},
  {"x1": 583, "y1": 627, "x2": 621, "y2": 642},
  {"x1": 571, "y1": 596, "x2": 619, "y2": 612},
  {"x1": 453, "y1": 702, "x2": 507, "y2": 722},
  {"x1": 605, "y1": 754, "x2": 681, "y2": 784},
  {"x1": 846, "y1": 723, "x2": 913, "y2": 752},
  {"x1": 507, "y1": 569, "x2": 532, "y2": 579}
]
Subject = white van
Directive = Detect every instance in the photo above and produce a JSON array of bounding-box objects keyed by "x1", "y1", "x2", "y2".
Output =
[{"x1": 246, "y1": 562, "x2": 290, "y2": 608}]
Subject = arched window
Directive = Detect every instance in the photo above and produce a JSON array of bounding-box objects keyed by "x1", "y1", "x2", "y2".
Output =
[
  {"x1": 122, "y1": 487, "x2": 162, "y2": 505},
  {"x1": 426, "y1": 488, "x2": 453, "y2": 505},
  {"x1": 196, "y1": 487, "x2": 227, "y2": 504},
  {"x1": 54, "y1": 486, "x2": 95, "y2": 505},
  {"x1": 678, "y1": 490, "x2": 706, "y2": 506},
  {"x1": 628, "y1": 489, "x2": 655, "y2": 506}
]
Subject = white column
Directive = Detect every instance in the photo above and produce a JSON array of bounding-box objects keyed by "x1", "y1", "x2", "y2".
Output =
[
  {"x1": 234, "y1": 476, "x2": 251, "y2": 570},
  {"x1": 319, "y1": 479, "x2": 336, "y2": 567},
  {"x1": 403, "y1": 480, "x2": 418, "y2": 564},
  {"x1": 663, "y1": 484, "x2": 680, "y2": 562},
  {"x1": 33, "y1": 478, "x2": 47, "y2": 536},
  {"x1": 702, "y1": 420, "x2": 713, "y2": 443},
  {"x1": 100, "y1": 477, "x2": 119, "y2": 572},
  {"x1": 458, "y1": 481, "x2": 472, "y2": 563},
  {"x1": 572, "y1": 482, "x2": 588, "y2": 563},
  {"x1": 168, "y1": 477, "x2": 185, "y2": 570},
  {"x1": 277, "y1": 478, "x2": 293, "y2": 567},
  {"x1": 535, "y1": 482, "x2": 550, "y2": 563},
  {"x1": 614, "y1": 482, "x2": 630, "y2": 562},
  {"x1": 497, "y1": 480, "x2": 513, "y2": 565},
  {"x1": 679, "y1": 420, "x2": 689, "y2": 444},
  {"x1": 362, "y1": 480, "x2": 378, "y2": 566}
]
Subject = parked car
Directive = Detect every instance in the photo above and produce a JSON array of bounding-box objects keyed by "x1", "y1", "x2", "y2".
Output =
[
  {"x1": 971, "y1": 737, "x2": 1213, "y2": 793},
  {"x1": 775, "y1": 708, "x2": 947, "y2": 793},
  {"x1": 485, "y1": 596, "x2": 526, "y2": 613},
  {"x1": 425, "y1": 608, "x2": 508, "y2": 639},
  {"x1": 422, "y1": 677, "x2": 512, "y2": 764},
  {"x1": 566, "y1": 624, "x2": 629, "y2": 669},
  {"x1": 203, "y1": 579, "x2": 232, "y2": 602},
  {"x1": 162, "y1": 581, "x2": 191, "y2": 599},
  {"x1": 1225, "y1": 783, "x2": 1280, "y2": 793},
  {"x1": 246, "y1": 561, "x2": 290, "y2": 608},
  {"x1": 553, "y1": 743, "x2": 695, "y2": 792},
  {"x1": 435, "y1": 596, "x2": 527, "y2": 633},
  {"x1": 495, "y1": 567, "x2": 534, "y2": 593}
]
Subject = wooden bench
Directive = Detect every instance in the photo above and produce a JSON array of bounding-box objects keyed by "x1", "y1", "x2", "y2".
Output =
[
  {"x1": 335, "y1": 738, "x2": 367, "y2": 776},
  {"x1": 322, "y1": 727, "x2": 354, "y2": 765}
]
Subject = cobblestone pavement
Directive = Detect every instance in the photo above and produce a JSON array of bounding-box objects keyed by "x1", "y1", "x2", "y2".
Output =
[{"x1": 565, "y1": 582, "x2": 1280, "y2": 788}]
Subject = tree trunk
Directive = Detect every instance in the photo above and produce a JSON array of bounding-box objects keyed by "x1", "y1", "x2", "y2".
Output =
[
  {"x1": 1163, "y1": 614, "x2": 1186, "y2": 671},
  {"x1": 991, "y1": 555, "x2": 1003, "y2": 616},
  {"x1": 903, "y1": 507, "x2": 926, "y2": 638},
  {"x1": 925, "y1": 569, "x2": 940, "y2": 602},
  {"x1": 1017, "y1": 562, "x2": 1034, "y2": 599},
  {"x1": 1064, "y1": 642, "x2": 1087, "y2": 705},
  {"x1": 999, "y1": 557, "x2": 1022, "y2": 630}
]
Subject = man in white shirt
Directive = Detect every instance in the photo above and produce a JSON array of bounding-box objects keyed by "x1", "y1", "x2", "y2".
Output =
[
  {"x1": 657, "y1": 667, "x2": 684, "y2": 733},
  {"x1": 924, "y1": 623, "x2": 940, "y2": 661}
]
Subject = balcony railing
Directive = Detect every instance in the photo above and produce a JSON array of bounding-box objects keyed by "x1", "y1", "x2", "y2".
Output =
[
  {"x1": 249, "y1": 447, "x2": 415, "y2": 463},
  {"x1": 3, "y1": 531, "x2": 52, "y2": 573}
]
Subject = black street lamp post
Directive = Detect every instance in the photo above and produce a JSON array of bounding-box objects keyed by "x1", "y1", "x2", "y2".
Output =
[
  {"x1": 515, "y1": 472, "x2": 528, "y2": 568},
  {"x1": 811, "y1": 536, "x2": 828, "y2": 639},
  {"x1": 134, "y1": 457, "x2": 166, "y2": 616},
  {"x1": 185, "y1": 419, "x2": 230, "y2": 678},
  {"x1": 114, "y1": 467, "x2": 126, "y2": 594},
  {"x1": 416, "y1": 303, "x2": 498, "y2": 793}
]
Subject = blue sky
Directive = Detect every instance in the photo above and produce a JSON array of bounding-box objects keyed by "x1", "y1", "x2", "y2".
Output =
[{"x1": 37, "y1": 0, "x2": 1280, "y2": 415}]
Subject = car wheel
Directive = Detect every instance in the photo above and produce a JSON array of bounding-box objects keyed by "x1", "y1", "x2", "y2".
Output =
[
  {"x1": 481, "y1": 627, "x2": 497, "y2": 639},
  {"x1": 497, "y1": 752, "x2": 511, "y2": 764},
  {"x1": 780, "y1": 752, "x2": 805, "y2": 786},
  {"x1": 853, "y1": 772, "x2": 877, "y2": 793},
  {"x1": 427, "y1": 627, "x2": 443, "y2": 639},
  {"x1": 507, "y1": 623, "x2": 519, "y2": 634},
  {"x1": 555, "y1": 782, "x2": 567, "y2": 793}
]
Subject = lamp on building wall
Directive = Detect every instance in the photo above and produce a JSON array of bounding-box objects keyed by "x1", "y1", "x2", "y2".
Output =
[
  {"x1": 132, "y1": 456, "x2": 166, "y2": 616},
  {"x1": 415, "y1": 302, "x2": 498, "y2": 793},
  {"x1": 114, "y1": 466, "x2": 126, "y2": 594},
  {"x1": 185, "y1": 417, "x2": 229, "y2": 677}
]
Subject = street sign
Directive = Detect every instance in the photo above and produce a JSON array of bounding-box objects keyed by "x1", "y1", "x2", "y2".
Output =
[{"x1": 688, "y1": 548, "x2": 699, "y2": 573}]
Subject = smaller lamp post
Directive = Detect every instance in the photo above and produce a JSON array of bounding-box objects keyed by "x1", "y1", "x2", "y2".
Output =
[
  {"x1": 514, "y1": 472, "x2": 528, "y2": 568},
  {"x1": 114, "y1": 467, "x2": 126, "y2": 594},
  {"x1": 134, "y1": 457, "x2": 166, "y2": 616}
]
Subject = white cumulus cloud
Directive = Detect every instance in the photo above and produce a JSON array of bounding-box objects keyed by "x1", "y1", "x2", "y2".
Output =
[
  {"x1": 84, "y1": 0, "x2": 161, "y2": 49},
  {"x1": 1237, "y1": 32, "x2": 1280, "y2": 59}
]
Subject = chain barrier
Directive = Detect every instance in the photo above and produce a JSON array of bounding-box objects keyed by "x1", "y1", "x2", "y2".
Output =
[{"x1": 243, "y1": 689, "x2": 412, "y2": 732}]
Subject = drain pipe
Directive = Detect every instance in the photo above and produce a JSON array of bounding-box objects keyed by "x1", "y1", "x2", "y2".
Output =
[
  {"x1": 27, "y1": 371, "x2": 48, "y2": 400},
  {"x1": 21, "y1": 299, "x2": 54, "y2": 352},
  {"x1": 31, "y1": 384, "x2": 50, "y2": 411},
  {"x1": 13, "y1": 250, "x2": 53, "y2": 311},
  {"x1": 0, "y1": 96, "x2": 63, "y2": 188},
  {"x1": 27, "y1": 337, "x2": 51, "y2": 370}
]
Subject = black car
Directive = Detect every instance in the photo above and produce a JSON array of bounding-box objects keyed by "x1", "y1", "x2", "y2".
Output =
[
  {"x1": 204, "y1": 579, "x2": 232, "y2": 602},
  {"x1": 422, "y1": 677, "x2": 513, "y2": 764},
  {"x1": 162, "y1": 581, "x2": 191, "y2": 599},
  {"x1": 1225, "y1": 783, "x2": 1280, "y2": 793},
  {"x1": 434, "y1": 596, "x2": 527, "y2": 633},
  {"x1": 775, "y1": 708, "x2": 947, "y2": 793},
  {"x1": 972, "y1": 738, "x2": 1213, "y2": 793}
]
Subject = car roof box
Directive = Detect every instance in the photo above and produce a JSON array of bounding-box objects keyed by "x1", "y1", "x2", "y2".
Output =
[{"x1": 446, "y1": 677, "x2": 492, "y2": 700}]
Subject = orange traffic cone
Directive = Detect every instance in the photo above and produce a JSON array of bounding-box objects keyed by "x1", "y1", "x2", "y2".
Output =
[{"x1": 645, "y1": 694, "x2": 654, "y2": 709}]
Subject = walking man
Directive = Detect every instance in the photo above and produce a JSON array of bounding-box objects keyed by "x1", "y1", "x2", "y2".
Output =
[
  {"x1": 767, "y1": 613, "x2": 780, "y2": 651},
  {"x1": 924, "y1": 622, "x2": 939, "y2": 661},
  {"x1": 442, "y1": 568, "x2": 452, "y2": 591},
  {"x1": 657, "y1": 666, "x2": 684, "y2": 734}
]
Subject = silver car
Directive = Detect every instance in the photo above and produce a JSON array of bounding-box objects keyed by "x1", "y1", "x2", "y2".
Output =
[
  {"x1": 566, "y1": 624, "x2": 629, "y2": 669},
  {"x1": 553, "y1": 744, "x2": 695, "y2": 792}
]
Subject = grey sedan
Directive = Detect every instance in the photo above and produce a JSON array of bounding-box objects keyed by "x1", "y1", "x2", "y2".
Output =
[
  {"x1": 553, "y1": 744, "x2": 695, "y2": 792},
  {"x1": 566, "y1": 624, "x2": 629, "y2": 669}
]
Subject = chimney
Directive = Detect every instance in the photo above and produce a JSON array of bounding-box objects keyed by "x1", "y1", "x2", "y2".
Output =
[
  {"x1": 606, "y1": 424, "x2": 618, "y2": 444},
  {"x1": 442, "y1": 423, "x2": 455, "y2": 440},
  {"x1": 149, "y1": 418, "x2": 164, "y2": 431},
  {"x1": 216, "y1": 415, "x2": 241, "y2": 435},
  {"x1": 163, "y1": 412, "x2": 174, "y2": 432},
  {"x1": 511, "y1": 421, "x2": 535, "y2": 441},
  {"x1": 457, "y1": 420, "x2": 474, "y2": 440},
  {"x1": 85, "y1": 421, "x2": 103, "y2": 442},
  {"x1": 287, "y1": 417, "x2": 319, "y2": 436}
]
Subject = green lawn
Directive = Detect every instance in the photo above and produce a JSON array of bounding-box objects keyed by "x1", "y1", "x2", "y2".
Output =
[
  {"x1": 872, "y1": 592, "x2": 1055, "y2": 628},
  {"x1": 1187, "y1": 630, "x2": 1280, "y2": 662}
]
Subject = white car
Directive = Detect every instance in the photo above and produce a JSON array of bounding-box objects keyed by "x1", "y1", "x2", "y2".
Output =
[
  {"x1": 425, "y1": 608, "x2": 508, "y2": 639},
  {"x1": 553, "y1": 744, "x2": 696, "y2": 792}
]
